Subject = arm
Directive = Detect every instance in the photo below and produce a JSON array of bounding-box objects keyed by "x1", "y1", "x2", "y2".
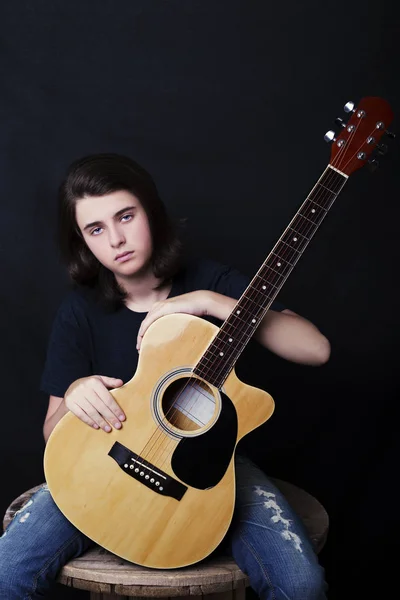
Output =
[
  {"x1": 136, "y1": 290, "x2": 330, "y2": 366},
  {"x1": 43, "y1": 395, "x2": 69, "y2": 444},
  {"x1": 206, "y1": 292, "x2": 330, "y2": 366}
]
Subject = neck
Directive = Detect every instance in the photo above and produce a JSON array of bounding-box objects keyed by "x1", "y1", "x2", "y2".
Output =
[
  {"x1": 115, "y1": 265, "x2": 167, "y2": 306},
  {"x1": 193, "y1": 164, "x2": 348, "y2": 389}
]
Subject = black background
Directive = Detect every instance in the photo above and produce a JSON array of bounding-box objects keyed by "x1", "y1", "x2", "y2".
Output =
[{"x1": 0, "y1": 2, "x2": 399, "y2": 598}]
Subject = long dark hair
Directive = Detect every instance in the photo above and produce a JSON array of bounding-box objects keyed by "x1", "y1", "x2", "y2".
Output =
[{"x1": 57, "y1": 153, "x2": 184, "y2": 309}]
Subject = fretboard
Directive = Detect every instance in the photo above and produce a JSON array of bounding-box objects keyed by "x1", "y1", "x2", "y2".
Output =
[{"x1": 193, "y1": 165, "x2": 347, "y2": 389}]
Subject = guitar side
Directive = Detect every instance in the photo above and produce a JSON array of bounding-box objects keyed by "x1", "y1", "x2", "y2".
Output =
[{"x1": 44, "y1": 313, "x2": 275, "y2": 568}]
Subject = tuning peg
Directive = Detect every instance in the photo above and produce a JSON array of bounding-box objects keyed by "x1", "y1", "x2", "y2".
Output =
[
  {"x1": 377, "y1": 143, "x2": 388, "y2": 155},
  {"x1": 368, "y1": 159, "x2": 379, "y2": 172},
  {"x1": 324, "y1": 130, "x2": 336, "y2": 143},
  {"x1": 385, "y1": 130, "x2": 396, "y2": 139},
  {"x1": 335, "y1": 117, "x2": 346, "y2": 128},
  {"x1": 344, "y1": 101, "x2": 355, "y2": 113}
]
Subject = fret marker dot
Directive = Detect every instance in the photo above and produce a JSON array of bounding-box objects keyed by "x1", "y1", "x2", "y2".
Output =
[
  {"x1": 311, "y1": 209, "x2": 316, "y2": 213},
  {"x1": 229, "y1": 338, "x2": 233, "y2": 342},
  {"x1": 236, "y1": 310, "x2": 241, "y2": 314},
  {"x1": 219, "y1": 352, "x2": 224, "y2": 356},
  {"x1": 252, "y1": 319, "x2": 256, "y2": 323},
  {"x1": 293, "y1": 237, "x2": 298, "y2": 242},
  {"x1": 262, "y1": 285, "x2": 266, "y2": 290},
  {"x1": 277, "y1": 262, "x2": 281, "y2": 267}
]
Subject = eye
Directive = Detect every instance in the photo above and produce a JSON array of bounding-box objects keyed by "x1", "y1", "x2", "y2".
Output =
[
  {"x1": 90, "y1": 227, "x2": 103, "y2": 236},
  {"x1": 121, "y1": 214, "x2": 133, "y2": 222}
]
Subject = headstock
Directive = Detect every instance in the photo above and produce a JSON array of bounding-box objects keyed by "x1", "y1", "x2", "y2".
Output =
[{"x1": 324, "y1": 97, "x2": 394, "y2": 176}]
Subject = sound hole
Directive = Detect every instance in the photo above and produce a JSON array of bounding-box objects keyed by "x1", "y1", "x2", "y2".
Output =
[{"x1": 161, "y1": 377, "x2": 216, "y2": 432}]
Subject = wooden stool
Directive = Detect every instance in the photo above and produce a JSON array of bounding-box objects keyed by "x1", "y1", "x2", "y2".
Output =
[{"x1": 3, "y1": 479, "x2": 328, "y2": 599}]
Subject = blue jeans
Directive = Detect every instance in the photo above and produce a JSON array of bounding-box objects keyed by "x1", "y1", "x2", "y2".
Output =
[{"x1": 0, "y1": 455, "x2": 327, "y2": 599}]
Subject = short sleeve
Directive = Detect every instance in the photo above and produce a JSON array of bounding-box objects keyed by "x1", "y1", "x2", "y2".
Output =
[
  {"x1": 40, "y1": 294, "x2": 93, "y2": 397},
  {"x1": 191, "y1": 257, "x2": 286, "y2": 312}
]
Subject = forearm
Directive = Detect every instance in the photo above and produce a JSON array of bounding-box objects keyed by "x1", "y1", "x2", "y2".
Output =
[
  {"x1": 43, "y1": 400, "x2": 70, "y2": 444},
  {"x1": 205, "y1": 291, "x2": 330, "y2": 366}
]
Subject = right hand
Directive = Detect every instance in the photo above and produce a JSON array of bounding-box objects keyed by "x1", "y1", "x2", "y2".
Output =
[{"x1": 64, "y1": 375, "x2": 126, "y2": 433}]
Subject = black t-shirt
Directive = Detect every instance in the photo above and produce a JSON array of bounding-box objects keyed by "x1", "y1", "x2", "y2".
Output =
[{"x1": 40, "y1": 256, "x2": 285, "y2": 398}]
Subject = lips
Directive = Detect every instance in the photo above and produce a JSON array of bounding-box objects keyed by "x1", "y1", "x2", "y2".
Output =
[{"x1": 115, "y1": 251, "x2": 134, "y2": 262}]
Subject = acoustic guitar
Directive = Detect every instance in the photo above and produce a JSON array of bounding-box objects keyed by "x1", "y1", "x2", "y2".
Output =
[{"x1": 44, "y1": 96, "x2": 394, "y2": 568}]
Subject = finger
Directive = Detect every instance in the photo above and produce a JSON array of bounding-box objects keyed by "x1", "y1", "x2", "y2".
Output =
[
  {"x1": 92, "y1": 382, "x2": 126, "y2": 426},
  {"x1": 94, "y1": 379, "x2": 126, "y2": 421},
  {"x1": 80, "y1": 396, "x2": 116, "y2": 432},
  {"x1": 68, "y1": 402, "x2": 100, "y2": 430},
  {"x1": 137, "y1": 302, "x2": 166, "y2": 339},
  {"x1": 96, "y1": 375, "x2": 124, "y2": 389},
  {"x1": 137, "y1": 308, "x2": 166, "y2": 348}
]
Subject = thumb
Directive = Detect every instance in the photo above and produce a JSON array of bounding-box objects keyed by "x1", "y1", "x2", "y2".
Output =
[{"x1": 97, "y1": 375, "x2": 124, "y2": 388}]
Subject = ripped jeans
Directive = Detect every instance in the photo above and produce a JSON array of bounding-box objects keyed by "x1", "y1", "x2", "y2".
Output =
[{"x1": 0, "y1": 454, "x2": 327, "y2": 599}]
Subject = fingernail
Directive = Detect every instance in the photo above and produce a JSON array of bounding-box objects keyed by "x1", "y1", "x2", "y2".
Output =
[
  {"x1": 105, "y1": 425, "x2": 111, "y2": 432},
  {"x1": 119, "y1": 414, "x2": 125, "y2": 421},
  {"x1": 114, "y1": 422, "x2": 121, "y2": 429},
  {"x1": 93, "y1": 424, "x2": 99, "y2": 429}
]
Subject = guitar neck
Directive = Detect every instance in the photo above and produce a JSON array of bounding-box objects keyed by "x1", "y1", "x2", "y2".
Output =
[{"x1": 193, "y1": 164, "x2": 348, "y2": 389}]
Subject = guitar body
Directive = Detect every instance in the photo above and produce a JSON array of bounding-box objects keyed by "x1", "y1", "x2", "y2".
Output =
[{"x1": 44, "y1": 313, "x2": 275, "y2": 569}]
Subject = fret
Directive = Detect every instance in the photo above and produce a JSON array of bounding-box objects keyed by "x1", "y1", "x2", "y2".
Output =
[
  {"x1": 296, "y1": 211, "x2": 320, "y2": 227},
  {"x1": 197, "y1": 350, "x2": 239, "y2": 373},
  {"x1": 270, "y1": 251, "x2": 294, "y2": 267},
  {"x1": 197, "y1": 349, "x2": 233, "y2": 368},
  {"x1": 306, "y1": 196, "x2": 329, "y2": 212},
  {"x1": 300, "y1": 198, "x2": 328, "y2": 222},
  {"x1": 225, "y1": 309, "x2": 264, "y2": 328},
  {"x1": 266, "y1": 254, "x2": 292, "y2": 278},
  {"x1": 259, "y1": 262, "x2": 286, "y2": 280},
  {"x1": 219, "y1": 318, "x2": 260, "y2": 337},
  {"x1": 319, "y1": 182, "x2": 337, "y2": 194},
  {"x1": 253, "y1": 274, "x2": 281, "y2": 291},
  {"x1": 217, "y1": 328, "x2": 246, "y2": 344},
  {"x1": 308, "y1": 190, "x2": 336, "y2": 211},
  {"x1": 288, "y1": 226, "x2": 309, "y2": 240},
  {"x1": 240, "y1": 293, "x2": 267, "y2": 311},
  {"x1": 324, "y1": 167, "x2": 347, "y2": 191},
  {"x1": 231, "y1": 288, "x2": 265, "y2": 316},
  {"x1": 281, "y1": 229, "x2": 309, "y2": 253},
  {"x1": 280, "y1": 239, "x2": 301, "y2": 254}
]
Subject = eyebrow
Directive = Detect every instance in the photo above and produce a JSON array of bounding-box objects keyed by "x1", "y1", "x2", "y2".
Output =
[{"x1": 83, "y1": 205, "x2": 136, "y2": 231}]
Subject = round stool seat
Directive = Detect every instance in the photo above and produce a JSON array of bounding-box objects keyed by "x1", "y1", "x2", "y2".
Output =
[{"x1": 3, "y1": 479, "x2": 328, "y2": 599}]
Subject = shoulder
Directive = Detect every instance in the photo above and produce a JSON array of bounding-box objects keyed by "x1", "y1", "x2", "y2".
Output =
[
  {"x1": 52, "y1": 285, "x2": 96, "y2": 326},
  {"x1": 175, "y1": 254, "x2": 249, "y2": 298},
  {"x1": 179, "y1": 255, "x2": 241, "y2": 284}
]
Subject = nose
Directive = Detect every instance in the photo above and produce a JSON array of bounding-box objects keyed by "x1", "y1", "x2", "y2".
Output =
[{"x1": 107, "y1": 223, "x2": 125, "y2": 248}]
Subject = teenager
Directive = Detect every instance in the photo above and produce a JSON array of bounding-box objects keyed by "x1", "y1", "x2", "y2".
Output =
[{"x1": 0, "y1": 153, "x2": 330, "y2": 599}]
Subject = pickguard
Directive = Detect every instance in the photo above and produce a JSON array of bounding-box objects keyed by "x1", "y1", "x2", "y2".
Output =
[{"x1": 171, "y1": 391, "x2": 237, "y2": 489}]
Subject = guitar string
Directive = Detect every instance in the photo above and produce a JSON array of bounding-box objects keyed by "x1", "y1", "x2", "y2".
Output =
[
  {"x1": 140, "y1": 168, "x2": 345, "y2": 475},
  {"x1": 137, "y1": 117, "x2": 362, "y2": 472},
  {"x1": 193, "y1": 118, "x2": 370, "y2": 386},
  {"x1": 134, "y1": 113, "x2": 369, "y2": 474},
  {"x1": 134, "y1": 173, "x2": 340, "y2": 474},
  {"x1": 141, "y1": 120, "x2": 362, "y2": 470},
  {"x1": 139, "y1": 118, "x2": 364, "y2": 473}
]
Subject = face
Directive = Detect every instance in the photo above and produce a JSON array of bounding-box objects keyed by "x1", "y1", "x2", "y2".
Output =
[{"x1": 75, "y1": 190, "x2": 153, "y2": 279}]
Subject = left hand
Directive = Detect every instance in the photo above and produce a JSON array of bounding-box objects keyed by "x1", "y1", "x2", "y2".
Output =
[{"x1": 136, "y1": 291, "x2": 211, "y2": 352}]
